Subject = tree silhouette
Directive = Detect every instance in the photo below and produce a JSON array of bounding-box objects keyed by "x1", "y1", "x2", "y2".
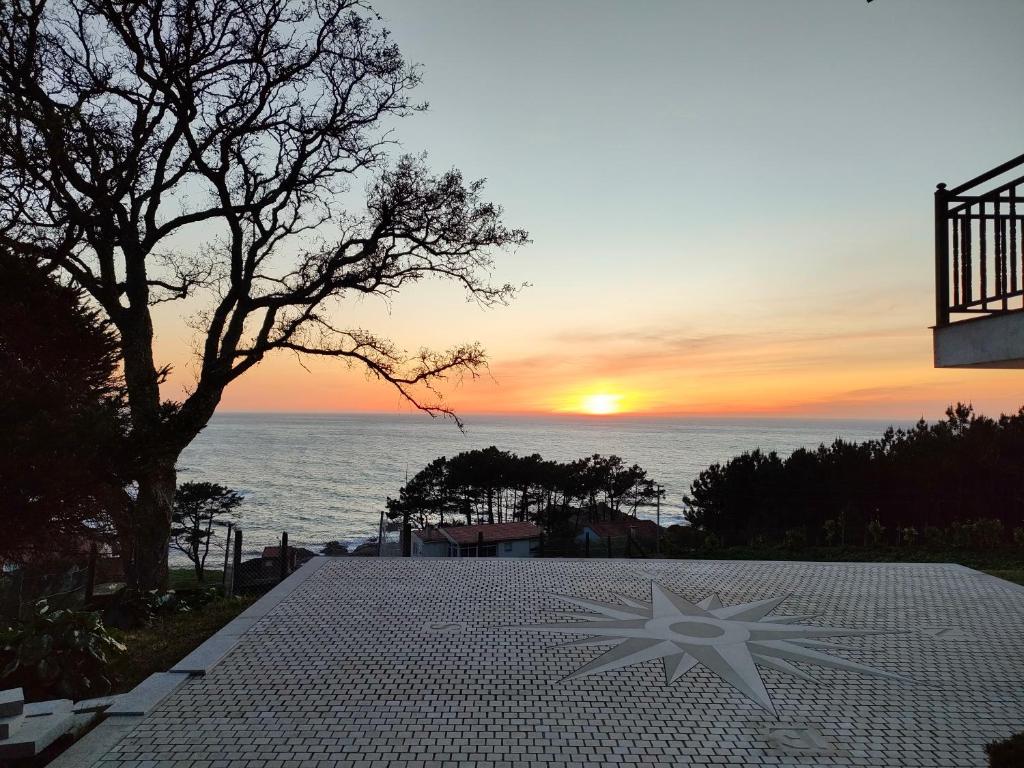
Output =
[
  {"x1": 0, "y1": 248, "x2": 128, "y2": 563},
  {"x1": 683, "y1": 404, "x2": 1024, "y2": 548},
  {"x1": 0, "y1": 0, "x2": 527, "y2": 589},
  {"x1": 170, "y1": 482, "x2": 242, "y2": 582},
  {"x1": 389, "y1": 448, "x2": 662, "y2": 533}
]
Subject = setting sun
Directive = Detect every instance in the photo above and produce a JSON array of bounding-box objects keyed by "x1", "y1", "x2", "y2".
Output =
[{"x1": 580, "y1": 393, "x2": 624, "y2": 415}]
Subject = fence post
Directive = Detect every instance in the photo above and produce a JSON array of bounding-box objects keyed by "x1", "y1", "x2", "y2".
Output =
[
  {"x1": 226, "y1": 528, "x2": 242, "y2": 597},
  {"x1": 85, "y1": 541, "x2": 98, "y2": 603},
  {"x1": 401, "y1": 523, "x2": 412, "y2": 557},
  {"x1": 477, "y1": 531, "x2": 484, "y2": 557},
  {"x1": 606, "y1": 535, "x2": 613, "y2": 558},
  {"x1": 222, "y1": 522, "x2": 233, "y2": 592},
  {"x1": 584, "y1": 535, "x2": 590, "y2": 558},
  {"x1": 279, "y1": 532, "x2": 289, "y2": 582},
  {"x1": 935, "y1": 183, "x2": 951, "y2": 326}
]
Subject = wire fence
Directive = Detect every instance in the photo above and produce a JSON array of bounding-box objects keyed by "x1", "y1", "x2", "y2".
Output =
[{"x1": 0, "y1": 565, "x2": 89, "y2": 621}]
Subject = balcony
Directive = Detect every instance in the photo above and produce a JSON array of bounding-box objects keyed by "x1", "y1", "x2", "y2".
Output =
[{"x1": 934, "y1": 153, "x2": 1024, "y2": 368}]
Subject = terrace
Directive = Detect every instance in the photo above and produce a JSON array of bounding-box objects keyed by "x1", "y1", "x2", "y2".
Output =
[{"x1": 51, "y1": 556, "x2": 1024, "y2": 767}]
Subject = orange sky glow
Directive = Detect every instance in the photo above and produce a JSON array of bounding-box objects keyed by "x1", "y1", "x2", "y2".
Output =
[{"x1": 154, "y1": 1, "x2": 1024, "y2": 423}]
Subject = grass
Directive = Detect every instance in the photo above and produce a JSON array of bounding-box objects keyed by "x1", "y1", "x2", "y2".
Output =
[
  {"x1": 168, "y1": 567, "x2": 225, "y2": 590},
  {"x1": 110, "y1": 593, "x2": 256, "y2": 693}
]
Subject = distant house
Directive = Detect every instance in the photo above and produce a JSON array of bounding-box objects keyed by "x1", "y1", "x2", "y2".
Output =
[
  {"x1": 262, "y1": 545, "x2": 318, "y2": 568},
  {"x1": 576, "y1": 519, "x2": 660, "y2": 547},
  {"x1": 411, "y1": 522, "x2": 542, "y2": 558}
]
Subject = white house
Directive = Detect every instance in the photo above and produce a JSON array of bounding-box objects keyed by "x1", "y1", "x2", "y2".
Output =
[{"x1": 411, "y1": 522, "x2": 542, "y2": 558}]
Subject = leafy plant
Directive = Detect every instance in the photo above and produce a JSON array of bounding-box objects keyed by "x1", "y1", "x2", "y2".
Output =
[{"x1": 0, "y1": 600, "x2": 126, "y2": 700}]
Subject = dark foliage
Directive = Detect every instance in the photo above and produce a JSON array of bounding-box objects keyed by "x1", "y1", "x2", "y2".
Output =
[
  {"x1": 0, "y1": 600, "x2": 126, "y2": 700},
  {"x1": 0, "y1": 249, "x2": 128, "y2": 564},
  {"x1": 684, "y1": 404, "x2": 1024, "y2": 547},
  {"x1": 388, "y1": 447, "x2": 662, "y2": 530},
  {"x1": 987, "y1": 732, "x2": 1024, "y2": 768},
  {"x1": 171, "y1": 482, "x2": 242, "y2": 583},
  {"x1": 102, "y1": 587, "x2": 218, "y2": 631}
]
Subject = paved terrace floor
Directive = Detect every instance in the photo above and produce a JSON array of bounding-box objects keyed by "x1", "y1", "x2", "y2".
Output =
[{"x1": 81, "y1": 558, "x2": 1024, "y2": 768}]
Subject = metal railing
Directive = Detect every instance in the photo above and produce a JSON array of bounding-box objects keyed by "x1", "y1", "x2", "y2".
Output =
[{"x1": 936, "y1": 153, "x2": 1024, "y2": 325}]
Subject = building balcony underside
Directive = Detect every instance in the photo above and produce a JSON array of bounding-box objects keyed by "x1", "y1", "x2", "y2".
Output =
[{"x1": 934, "y1": 311, "x2": 1024, "y2": 368}]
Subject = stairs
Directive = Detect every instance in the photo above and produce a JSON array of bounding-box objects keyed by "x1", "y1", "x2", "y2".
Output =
[{"x1": 0, "y1": 688, "x2": 79, "y2": 760}]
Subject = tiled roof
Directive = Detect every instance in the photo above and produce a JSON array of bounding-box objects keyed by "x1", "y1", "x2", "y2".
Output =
[{"x1": 413, "y1": 522, "x2": 542, "y2": 545}]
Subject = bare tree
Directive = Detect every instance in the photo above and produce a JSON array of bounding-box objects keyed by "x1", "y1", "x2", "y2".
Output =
[{"x1": 0, "y1": 0, "x2": 527, "y2": 590}]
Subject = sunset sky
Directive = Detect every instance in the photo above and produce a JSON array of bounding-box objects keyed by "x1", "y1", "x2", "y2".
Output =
[{"x1": 159, "y1": 0, "x2": 1024, "y2": 419}]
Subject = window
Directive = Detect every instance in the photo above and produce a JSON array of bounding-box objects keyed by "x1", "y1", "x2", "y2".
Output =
[{"x1": 458, "y1": 544, "x2": 497, "y2": 557}]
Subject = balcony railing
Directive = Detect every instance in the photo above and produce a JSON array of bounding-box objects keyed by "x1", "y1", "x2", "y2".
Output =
[{"x1": 935, "y1": 153, "x2": 1024, "y2": 326}]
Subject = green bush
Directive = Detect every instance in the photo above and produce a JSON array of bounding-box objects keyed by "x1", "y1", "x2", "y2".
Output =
[
  {"x1": 899, "y1": 526, "x2": 918, "y2": 546},
  {"x1": 822, "y1": 519, "x2": 840, "y2": 546},
  {"x1": 103, "y1": 587, "x2": 218, "y2": 630},
  {"x1": 701, "y1": 532, "x2": 722, "y2": 551},
  {"x1": 968, "y1": 518, "x2": 1004, "y2": 550},
  {"x1": 987, "y1": 731, "x2": 1024, "y2": 768},
  {"x1": 0, "y1": 600, "x2": 126, "y2": 700},
  {"x1": 923, "y1": 525, "x2": 944, "y2": 549},
  {"x1": 866, "y1": 518, "x2": 886, "y2": 546},
  {"x1": 782, "y1": 527, "x2": 807, "y2": 549}
]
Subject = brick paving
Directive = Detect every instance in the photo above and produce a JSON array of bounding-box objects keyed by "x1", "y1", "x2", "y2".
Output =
[{"x1": 94, "y1": 558, "x2": 1024, "y2": 767}]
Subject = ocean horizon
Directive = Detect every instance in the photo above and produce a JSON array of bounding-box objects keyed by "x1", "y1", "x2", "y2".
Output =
[{"x1": 176, "y1": 412, "x2": 913, "y2": 558}]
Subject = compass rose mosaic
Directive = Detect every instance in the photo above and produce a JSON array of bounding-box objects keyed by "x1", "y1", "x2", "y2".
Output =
[{"x1": 519, "y1": 581, "x2": 909, "y2": 716}]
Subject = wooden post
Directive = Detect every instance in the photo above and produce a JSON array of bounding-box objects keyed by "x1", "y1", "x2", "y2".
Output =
[
  {"x1": 477, "y1": 531, "x2": 484, "y2": 557},
  {"x1": 655, "y1": 485, "x2": 662, "y2": 556},
  {"x1": 584, "y1": 534, "x2": 590, "y2": 558},
  {"x1": 279, "y1": 532, "x2": 288, "y2": 582},
  {"x1": 606, "y1": 535, "x2": 612, "y2": 558},
  {"x1": 935, "y1": 183, "x2": 951, "y2": 326},
  {"x1": 85, "y1": 541, "x2": 97, "y2": 603},
  {"x1": 222, "y1": 522, "x2": 233, "y2": 592},
  {"x1": 229, "y1": 528, "x2": 242, "y2": 596},
  {"x1": 401, "y1": 523, "x2": 412, "y2": 557}
]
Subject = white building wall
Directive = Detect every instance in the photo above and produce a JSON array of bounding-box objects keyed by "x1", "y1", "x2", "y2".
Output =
[
  {"x1": 498, "y1": 539, "x2": 537, "y2": 558},
  {"x1": 411, "y1": 536, "x2": 450, "y2": 558}
]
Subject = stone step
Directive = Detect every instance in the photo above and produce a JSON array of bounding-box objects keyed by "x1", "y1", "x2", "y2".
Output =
[
  {"x1": 72, "y1": 695, "x2": 120, "y2": 714},
  {"x1": 0, "y1": 706, "x2": 75, "y2": 760},
  {"x1": 24, "y1": 699, "x2": 72, "y2": 717},
  {"x1": 0, "y1": 688, "x2": 24, "y2": 718},
  {"x1": 0, "y1": 712, "x2": 23, "y2": 739}
]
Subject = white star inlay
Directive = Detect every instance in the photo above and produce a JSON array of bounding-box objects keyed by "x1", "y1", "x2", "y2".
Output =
[{"x1": 519, "y1": 581, "x2": 909, "y2": 716}]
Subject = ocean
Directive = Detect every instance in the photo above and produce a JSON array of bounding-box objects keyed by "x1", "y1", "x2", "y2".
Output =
[{"x1": 176, "y1": 413, "x2": 905, "y2": 557}]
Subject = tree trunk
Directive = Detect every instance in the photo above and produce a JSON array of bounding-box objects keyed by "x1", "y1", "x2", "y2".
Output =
[{"x1": 125, "y1": 461, "x2": 178, "y2": 592}]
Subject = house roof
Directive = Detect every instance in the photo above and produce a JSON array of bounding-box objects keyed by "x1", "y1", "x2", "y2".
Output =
[
  {"x1": 413, "y1": 522, "x2": 542, "y2": 545},
  {"x1": 585, "y1": 520, "x2": 660, "y2": 538}
]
